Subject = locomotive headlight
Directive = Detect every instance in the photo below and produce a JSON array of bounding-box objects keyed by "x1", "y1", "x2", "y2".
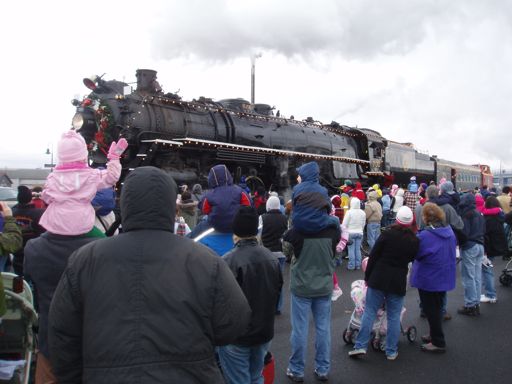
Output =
[
  {"x1": 73, "y1": 109, "x2": 97, "y2": 144},
  {"x1": 72, "y1": 113, "x2": 84, "y2": 130}
]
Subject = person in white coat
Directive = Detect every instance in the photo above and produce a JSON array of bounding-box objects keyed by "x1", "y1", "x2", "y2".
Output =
[{"x1": 342, "y1": 197, "x2": 367, "y2": 270}]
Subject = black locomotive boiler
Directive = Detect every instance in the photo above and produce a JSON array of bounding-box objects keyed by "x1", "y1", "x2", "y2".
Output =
[{"x1": 72, "y1": 69, "x2": 371, "y2": 195}]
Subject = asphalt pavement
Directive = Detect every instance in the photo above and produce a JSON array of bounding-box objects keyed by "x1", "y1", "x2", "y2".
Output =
[{"x1": 271, "y1": 257, "x2": 512, "y2": 384}]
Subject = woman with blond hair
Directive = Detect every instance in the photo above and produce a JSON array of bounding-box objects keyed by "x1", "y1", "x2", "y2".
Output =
[{"x1": 411, "y1": 203, "x2": 457, "y2": 353}]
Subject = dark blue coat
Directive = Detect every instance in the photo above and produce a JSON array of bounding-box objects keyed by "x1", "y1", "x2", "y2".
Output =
[
  {"x1": 459, "y1": 193, "x2": 485, "y2": 250},
  {"x1": 291, "y1": 162, "x2": 337, "y2": 233},
  {"x1": 205, "y1": 165, "x2": 247, "y2": 233}
]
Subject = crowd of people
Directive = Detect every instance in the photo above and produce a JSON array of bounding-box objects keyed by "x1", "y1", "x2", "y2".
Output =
[{"x1": 1, "y1": 129, "x2": 511, "y2": 383}]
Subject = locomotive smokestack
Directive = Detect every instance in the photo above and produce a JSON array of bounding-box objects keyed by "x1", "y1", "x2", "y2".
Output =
[
  {"x1": 136, "y1": 69, "x2": 162, "y2": 94},
  {"x1": 250, "y1": 54, "x2": 262, "y2": 104}
]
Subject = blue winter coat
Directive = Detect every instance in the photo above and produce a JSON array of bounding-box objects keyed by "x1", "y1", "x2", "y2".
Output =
[
  {"x1": 205, "y1": 165, "x2": 246, "y2": 233},
  {"x1": 291, "y1": 162, "x2": 337, "y2": 233},
  {"x1": 411, "y1": 226, "x2": 457, "y2": 292}
]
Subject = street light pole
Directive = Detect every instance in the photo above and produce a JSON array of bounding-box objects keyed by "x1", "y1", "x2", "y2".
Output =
[{"x1": 45, "y1": 144, "x2": 55, "y2": 171}]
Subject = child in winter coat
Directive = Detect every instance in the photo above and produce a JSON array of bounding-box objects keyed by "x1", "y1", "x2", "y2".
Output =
[
  {"x1": 342, "y1": 197, "x2": 366, "y2": 270},
  {"x1": 39, "y1": 130, "x2": 127, "y2": 235}
]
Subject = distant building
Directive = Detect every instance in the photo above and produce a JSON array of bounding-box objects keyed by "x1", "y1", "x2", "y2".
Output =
[
  {"x1": 493, "y1": 170, "x2": 512, "y2": 189},
  {"x1": 0, "y1": 168, "x2": 50, "y2": 189}
]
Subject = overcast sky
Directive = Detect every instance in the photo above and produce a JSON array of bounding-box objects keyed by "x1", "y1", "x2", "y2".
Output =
[{"x1": 1, "y1": 0, "x2": 511, "y2": 174}]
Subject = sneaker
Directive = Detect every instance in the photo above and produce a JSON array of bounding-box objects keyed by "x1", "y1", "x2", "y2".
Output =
[
  {"x1": 421, "y1": 342, "x2": 446, "y2": 353},
  {"x1": 387, "y1": 352, "x2": 398, "y2": 361},
  {"x1": 314, "y1": 369, "x2": 329, "y2": 381},
  {"x1": 480, "y1": 295, "x2": 497, "y2": 304},
  {"x1": 457, "y1": 306, "x2": 478, "y2": 316},
  {"x1": 331, "y1": 287, "x2": 343, "y2": 301},
  {"x1": 421, "y1": 334, "x2": 432, "y2": 343},
  {"x1": 286, "y1": 369, "x2": 304, "y2": 382},
  {"x1": 348, "y1": 348, "x2": 367, "y2": 358}
]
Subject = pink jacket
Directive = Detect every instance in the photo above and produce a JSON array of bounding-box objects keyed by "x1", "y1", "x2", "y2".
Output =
[{"x1": 39, "y1": 161, "x2": 121, "y2": 235}]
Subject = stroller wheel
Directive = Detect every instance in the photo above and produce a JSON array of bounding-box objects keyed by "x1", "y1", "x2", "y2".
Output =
[
  {"x1": 370, "y1": 332, "x2": 379, "y2": 351},
  {"x1": 342, "y1": 328, "x2": 352, "y2": 344},
  {"x1": 499, "y1": 272, "x2": 512, "y2": 287},
  {"x1": 379, "y1": 339, "x2": 386, "y2": 352},
  {"x1": 350, "y1": 329, "x2": 359, "y2": 345},
  {"x1": 406, "y1": 326, "x2": 417, "y2": 342}
]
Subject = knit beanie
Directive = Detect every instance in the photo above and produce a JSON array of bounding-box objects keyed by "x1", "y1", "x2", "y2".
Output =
[
  {"x1": 92, "y1": 188, "x2": 116, "y2": 216},
  {"x1": 57, "y1": 130, "x2": 88, "y2": 164},
  {"x1": 396, "y1": 206, "x2": 414, "y2": 226},
  {"x1": 440, "y1": 181, "x2": 455, "y2": 195},
  {"x1": 266, "y1": 196, "x2": 281, "y2": 211},
  {"x1": 17, "y1": 186, "x2": 33, "y2": 205},
  {"x1": 232, "y1": 206, "x2": 259, "y2": 237}
]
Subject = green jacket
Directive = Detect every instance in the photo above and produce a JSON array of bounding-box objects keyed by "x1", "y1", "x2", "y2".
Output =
[
  {"x1": 283, "y1": 225, "x2": 340, "y2": 298},
  {"x1": 0, "y1": 216, "x2": 22, "y2": 255},
  {"x1": 0, "y1": 216, "x2": 22, "y2": 316}
]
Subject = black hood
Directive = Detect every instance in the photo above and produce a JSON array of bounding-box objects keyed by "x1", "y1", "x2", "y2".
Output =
[{"x1": 121, "y1": 166, "x2": 177, "y2": 232}]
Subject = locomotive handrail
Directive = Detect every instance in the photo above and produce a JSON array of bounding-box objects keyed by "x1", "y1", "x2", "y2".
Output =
[
  {"x1": 140, "y1": 139, "x2": 183, "y2": 146},
  {"x1": 173, "y1": 138, "x2": 370, "y2": 165}
]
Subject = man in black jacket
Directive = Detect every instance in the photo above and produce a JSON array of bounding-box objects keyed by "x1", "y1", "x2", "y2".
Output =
[
  {"x1": 48, "y1": 166, "x2": 252, "y2": 384},
  {"x1": 260, "y1": 194, "x2": 288, "y2": 314},
  {"x1": 219, "y1": 206, "x2": 283, "y2": 383}
]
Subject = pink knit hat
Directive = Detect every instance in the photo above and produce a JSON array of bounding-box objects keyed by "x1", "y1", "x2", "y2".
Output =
[{"x1": 57, "y1": 130, "x2": 88, "y2": 164}]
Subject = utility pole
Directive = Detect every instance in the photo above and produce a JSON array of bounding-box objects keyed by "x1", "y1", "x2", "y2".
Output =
[{"x1": 251, "y1": 53, "x2": 262, "y2": 104}]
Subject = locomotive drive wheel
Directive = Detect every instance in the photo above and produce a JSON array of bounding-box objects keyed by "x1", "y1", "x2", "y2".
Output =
[
  {"x1": 406, "y1": 326, "x2": 417, "y2": 342},
  {"x1": 245, "y1": 175, "x2": 265, "y2": 195}
]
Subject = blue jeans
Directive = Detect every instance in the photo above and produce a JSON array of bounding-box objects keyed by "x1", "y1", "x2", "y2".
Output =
[
  {"x1": 288, "y1": 293, "x2": 331, "y2": 376},
  {"x1": 482, "y1": 257, "x2": 496, "y2": 299},
  {"x1": 347, "y1": 233, "x2": 363, "y2": 270},
  {"x1": 366, "y1": 223, "x2": 381, "y2": 251},
  {"x1": 218, "y1": 342, "x2": 270, "y2": 384},
  {"x1": 274, "y1": 252, "x2": 286, "y2": 312},
  {"x1": 460, "y1": 244, "x2": 484, "y2": 307},
  {"x1": 354, "y1": 287, "x2": 404, "y2": 357}
]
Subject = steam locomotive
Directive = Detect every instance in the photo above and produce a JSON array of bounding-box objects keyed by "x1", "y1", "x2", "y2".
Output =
[{"x1": 71, "y1": 69, "x2": 492, "y2": 195}]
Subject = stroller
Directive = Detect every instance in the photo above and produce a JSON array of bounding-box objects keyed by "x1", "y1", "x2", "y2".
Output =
[
  {"x1": 342, "y1": 279, "x2": 417, "y2": 351},
  {"x1": 499, "y1": 259, "x2": 512, "y2": 287},
  {"x1": 0, "y1": 273, "x2": 38, "y2": 384}
]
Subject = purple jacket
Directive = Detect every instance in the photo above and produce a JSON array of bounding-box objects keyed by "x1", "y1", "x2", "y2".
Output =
[{"x1": 411, "y1": 226, "x2": 457, "y2": 292}]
